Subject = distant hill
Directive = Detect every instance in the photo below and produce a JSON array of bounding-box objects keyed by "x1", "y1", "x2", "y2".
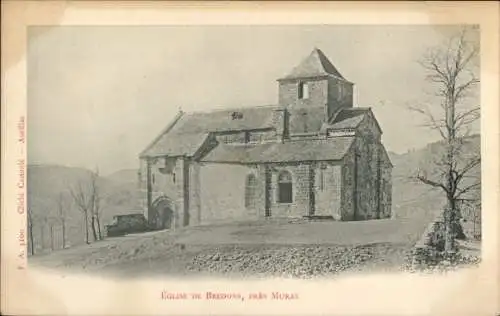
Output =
[
  {"x1": 27, "y1": 134, "x2": 480, "y2": 254},
  {"x1": 390, "y1": 134, "x2": 480, "y2": 221},
  {"x1": 27, "y1": 165, "x2": 142, "y2": 253},
  {"x1": 105, "y1": 169, "x2": 139, "y2": 185}
]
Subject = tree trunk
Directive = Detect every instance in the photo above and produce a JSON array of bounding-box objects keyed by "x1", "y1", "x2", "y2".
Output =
[
  {"x1": 91, "y1": 215, "x2": 98, "y2": 242},
  {"x1": 62, "y1": 219, "x2": 66, "y2": 249},
  {"x1": 84, "y1": 211, "x2": 90, "y2": 244},
  {"x1": 444, "y1": 94, "x2": 457, "y2": 258},
  {"x1": 40, "y1": 225, "x2": 45, "y2": 250},
  {"x1": 444, "y1": 193, "x2": 460, "y2": 258},
  {"x1": 50, "y1": 224, "x2": 54, "y2": 251},
  {"x1": 96, "y1": 215, "x2": 102, "y2": 240},
  {"x1": 28, "y1": 224, "x2": 35, "y2": 255}
]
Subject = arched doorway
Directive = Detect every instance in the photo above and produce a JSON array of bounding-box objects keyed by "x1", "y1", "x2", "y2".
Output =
[{"x1": 151, "y1": 197, "x2": 175, "y2": 230}]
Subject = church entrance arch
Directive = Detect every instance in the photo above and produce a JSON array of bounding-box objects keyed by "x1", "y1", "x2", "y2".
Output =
[{"x1": 151, "y1": 196, "x2": 175, "y2": 230}]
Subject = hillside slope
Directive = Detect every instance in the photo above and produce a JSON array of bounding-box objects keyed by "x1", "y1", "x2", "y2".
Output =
[
  {"x1": 27, "y1": 165, "x2": 142, "y2": 252},
  {"x1": 390, "y1": 134, "x2": 480, "y2": 221}
]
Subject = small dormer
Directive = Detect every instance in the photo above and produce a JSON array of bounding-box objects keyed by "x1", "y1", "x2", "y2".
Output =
[
  {"x1": 231, "y1": 111, "x2": 243, "y2": 120},
  {"x1": 277, "y1": 48, "x2": 354, "y2": 121}
]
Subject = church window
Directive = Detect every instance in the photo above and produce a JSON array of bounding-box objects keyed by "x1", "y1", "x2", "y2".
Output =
[
  {"x1": 338, "y1": 83, "x2": 343, "y2": 99},
  {"x1": 298, "y1": 82, "x2": 309, "y2": 99},
  {"x1": 319, "y1": 168, "x2": 325, "y2": 191},
  {"x1": 245, "y1": 173, "x2": 257, "y2": 209},
  {"x1": 277, "y1": 170, "x2": 293, "y2": 203}
]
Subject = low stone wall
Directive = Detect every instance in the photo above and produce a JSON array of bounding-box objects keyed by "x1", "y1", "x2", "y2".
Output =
[
  {"x1": 409, "y1": 210, "x2": 481, "y2": 271},
  {"x1": 410, "y1": 211, "x2": 446, "y2": 269}
]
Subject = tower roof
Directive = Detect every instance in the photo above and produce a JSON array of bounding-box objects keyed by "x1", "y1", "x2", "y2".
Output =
[{"x1": 279, "y1": 48, "x2": 347, "y2": 81}]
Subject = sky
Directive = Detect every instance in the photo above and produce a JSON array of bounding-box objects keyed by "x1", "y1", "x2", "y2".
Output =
[{"x1": 27, "y1": 25, "x2": 479, "y2": 175}]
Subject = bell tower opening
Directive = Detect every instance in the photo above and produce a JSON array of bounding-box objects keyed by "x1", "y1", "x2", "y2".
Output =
[{"x1": 298, "y1": 82, "x2": 309, "y2": 99}]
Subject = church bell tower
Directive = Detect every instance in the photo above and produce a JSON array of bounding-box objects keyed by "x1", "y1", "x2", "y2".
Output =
[{"x1": 277, "y1": 48, "x2": 354, "y2": 121}]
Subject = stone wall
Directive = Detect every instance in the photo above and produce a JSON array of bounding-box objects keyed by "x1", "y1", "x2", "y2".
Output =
[
  {"x1": 411, "y1": 211, "x2": 446, "y2": 268},
  {"x1": 341, "y1": 148, "x2": 356, "y2": 220},
  {"x1": 196, "y1": 161, "x2": 344, "y2": 221},
  {"x1": 337, "y1": 116, "x2": 392, "y2": 221},
  {"x1": 327, "y1": 79, "x2": 353, "y2": 118},
  {"x1": 279, "y1": 78, "x2": 328, "y2": 108},
  {"x1": 249, "y1": 130, "x2": 277, "y2": 143},
  {"x1": 351, "y1": 114, "x2": 391, "y2": 220},
  {"x1": 314, "y1": 162, "x2": 342, "y2": 219},
  {"x1": 138, "y1": 159, "x2": 148, "y2": 214},
  {"x1": 268, "y1": 163, "x2": 311, "y2": 218},
  {"x1": 379, "y1": 149, "x2": 393, "y2": 219},
  {"x1": 138, "y1": 156, "x2": 188, "y2": 228},
  {"x1": 215, "y1": 132, "x2": 246, "y2": 144},
  {"x1": 214, "y1": 130, "x2": 277, "y2": 144},
  {"x1": 198, "y1": 163, "x2": 261, "y2": 224},
  {"x1": 188, "y1": 161, "x2": 202, "y2": 226},
  {"x1": 352, "y1": 137, "x2": 379, "y2": 220},
  {"x1": 278, "y1": 76, "x2": 354, "y2": 120}
]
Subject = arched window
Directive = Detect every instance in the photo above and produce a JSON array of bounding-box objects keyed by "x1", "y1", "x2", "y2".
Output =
[
  {"x1": 277, "y1": 170, "x2": 293, "y2": 203},
  {"x1": 245, "y1": 173, "x2": 257, "y2": 209}
]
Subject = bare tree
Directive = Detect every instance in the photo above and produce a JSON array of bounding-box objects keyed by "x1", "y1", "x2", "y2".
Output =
[
  {"x1": 411, "y1": 26, "x2": 480, "y2": 257},
  {"x1": 49, "y1": 220, "x2": 55, "y2": 251},
  {"x1": 90, "y1": 168, "x2": 103, "y2": 241},
  {"x1": 458, "y1": 193, "x2": 481, "y2": 240},
  {"x1": 70, "y1": 179, "x2": 93, "y2": 244},
  {"x1": 40, "y1": 215, "x2": 48, "y2": 251},
  {"x1": 27, "y1": 207, "x2": 35, "y2": 256},
  {"x1": 56, "y1": 192, "x2": 69, "y2": 248}
]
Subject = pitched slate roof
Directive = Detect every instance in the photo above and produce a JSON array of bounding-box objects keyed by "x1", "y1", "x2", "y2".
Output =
[
  {"x1": 140, "y1": 106, "x2": 279, "y2": 158},
  {"x1": 201, "y1": 137, "x2": 355, "y2": 164},
  {"x1": 279, "y1": 48, "x2": 347, "y2": 81},
  {"x1": 141, "y1": 133, "x2": 211, "y2": 158},
  {"x1": 327, "y1": 108, "x2": 371, "y2": 130},
  {"x1": 286, "y1": 107, "x2": 373, "y2": 134},
  {"x1": 173, "y1": 106, "x2": 278, "y2": 134}
]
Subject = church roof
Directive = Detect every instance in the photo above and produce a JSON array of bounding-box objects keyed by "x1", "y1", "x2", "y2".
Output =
[
  {"x1": 328, "y1": 108, "x2": 371, "y2": 130},
  {"x1": 140, "y1": 106, "x2": 279, "y2": 158},
  {"x1": 288, "y1": 107, "x2": 373, "y2": 134},
  {"x1": 140, "y1": 106, "x2": 376, "y2": 158},
  {"x1": 172, "y1": 106, "x2": 278, "y2": 134},
  {"x1": 279, "y1": 48, "x2": 347, "y2": 81},
  {"x1": 327, "y1": 107, "x2": 382, "y2": 134},
  {"x1": 141, "y1": 133, "x2": 211, "y2": 158},
  {"x1": 201, "y1": 137, "x2": 355, "y2": 164}
]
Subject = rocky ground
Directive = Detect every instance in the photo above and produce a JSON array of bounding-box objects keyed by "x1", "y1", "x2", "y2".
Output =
[
  {"x1": 29, "y1": 219, "x2": 480, "y2": 279},
  {"x1": 31, "y1": 239, "x2": 412, "y2": 279},
  {"x1": 185, "y1": 243, "x2": 411, "y2": 278}
]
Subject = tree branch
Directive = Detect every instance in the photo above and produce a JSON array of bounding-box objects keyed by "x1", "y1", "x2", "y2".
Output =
[
  {"x1": 416, "y1": 173, "x2": 448, "y2": 193},
  {"x1": 455, "y1": 182, "x2": 481, "y2": 199},
  {"x1": 408, "y1": 105, "x2": 447, "y2": 140}
]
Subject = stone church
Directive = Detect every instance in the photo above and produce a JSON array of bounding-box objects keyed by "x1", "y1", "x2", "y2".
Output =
[{"x1": 139, "y1": 48, "x2": 392, "y2": 229}]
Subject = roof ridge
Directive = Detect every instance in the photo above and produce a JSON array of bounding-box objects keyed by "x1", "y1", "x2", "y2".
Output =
[
  {"x1": 314, "y1": 48, "x2": 345, "y2": 80},
  {"x1": 184, "y1": 104, "x2": 280, "y2": 115},
  {"x1": 139, "y1": 111, "x2": 184, "y2": 157},
  {"x1": 343, "y1": 107, "x2": 372, "y2": 111}
]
